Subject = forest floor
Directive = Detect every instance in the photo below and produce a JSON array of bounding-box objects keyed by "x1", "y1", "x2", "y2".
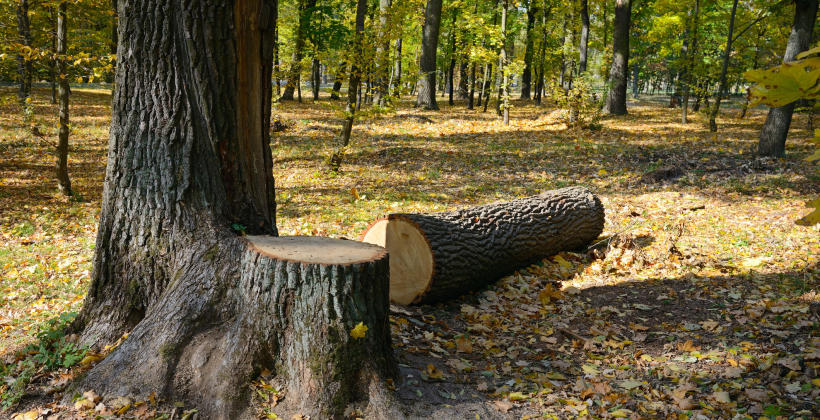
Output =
[{"x1": 1, "y1": 87, "x2": 818, "y2": 419}]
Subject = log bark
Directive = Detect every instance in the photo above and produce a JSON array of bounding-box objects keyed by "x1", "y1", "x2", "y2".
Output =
[
  {"x1": 362, "y1": 187, "x2": 605, "y2": 305},
  {"x1": 68, "y1": 1, "x2": 398, "y2": 418}
]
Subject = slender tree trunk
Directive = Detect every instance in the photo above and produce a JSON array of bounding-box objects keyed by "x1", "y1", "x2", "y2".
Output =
[
  {"x1": 708, "y1": 0, "x2": 739, "y2": 132},
  {"x1": 392, "y1": 38, "x2": 403, "y2": 97},
  {"x1": 282, "y1": 0, "x2": 316, "y2": 100},
  {"x1": 374, "y1": 0, "x2": 393, "y2": 105},
  {"x1": 273, "y1": 0, "x2": 281, "y2": 98},
  {"x1": 110, "y1": 0, "x2": 118, "y2": 86},
  {"x1": 521, "y1": 0, "x2": 538, "y2": 99},
  {"x1": 631, "y1": 60, "x2": 639, "y2": 98},
  {"x1": 56, "y1": 2, "x2": 71, "y2": 196},
  {"x1": 447, "y1": 11, "x2": 457, "y2": 106},
  {"x1": 331, "y1": 62, "x2": 346, "y2": 100},
  {"x1": 758, "y1": 0, "x2": 818, "y2": 156},
  {"x1": 49, "y1": 7, "x2": 58, "y2": 104},
  {"x1": 535, "y1": 1, "x2": 550, "y2": 105},
  {"x1": 578, "y1": 0, "x2": 589, "y2": 73},
  {"x1": 468, "y1": 61, "x2": 476, "y2": 109},
  {"x1": 16, "y1": 0, "x2": 32, "y2": 107},
  {"x1": 416, "y1": 0, "x2": 443, "y2": 109},
  {"x1": 603, "y1": 0, "x2": 631, "y2": 115},
  {"x1": 499, "y1": 0, "x2": 509, "y2": 125},
  {"x1": 311, "y1": 57, "x2": 320, "y2": 100},
  {"x1": 331, "y1": 0, "x2": 368, "y2": 170},
  {"x1": 681, "y1": 0, "x2": 700, "y2": 124}
]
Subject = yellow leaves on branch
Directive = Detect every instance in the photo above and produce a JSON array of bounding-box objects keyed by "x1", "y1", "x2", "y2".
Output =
[{"x1": 349, "y1": 322, "x2": 368, "y2": 339}]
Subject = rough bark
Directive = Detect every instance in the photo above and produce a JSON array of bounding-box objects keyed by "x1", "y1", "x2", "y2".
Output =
[
  {"x1": 604, "y1": 0, "x2": 631, "y2": 115},
  {"x1": 416, "y1": 0, "x2": 443, "y2": 110},
  {"x1": 56, "y1": 1, "x2": 71, "y2": 196},
  {"x1": 708, "y1": 0, "x2": 739, "y2": 132},
  {"x1": 520, "y1": 0, "x2": 538, "y2": 99},
  {"x1": 282, "y1": 0, "x2": 316, "y2": 101},
  {"x1": 66, "y1": 1, "x2": 397, "y2": 418},
  {"x1": 16, "y1": 0, "x2": 32, "y2": 106},
  {"x1": 758, "y1": 0, "x2": 818, "y2": 156},
  {"x1": 362, "y1": 187, "x2": 605, "y2": 304}
]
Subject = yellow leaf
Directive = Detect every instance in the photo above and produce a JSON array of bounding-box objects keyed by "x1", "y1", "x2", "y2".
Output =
[
  {"x1": 81, "y1": 352, "x2": 103, "y2": 366},
  {"x1": 350, "y1": 322, "x2": 368, "y2": 339},
  {"x1": 812, "y1": 378, "x2": 820, "y2": 387},
  {"x1": 805, "y1": 149, "x2": 820, "y2": 162},
  {"x1": 351, "y1": 187, "x2": 360, "y2": 200},
  {"x1": 12, "y1": 410, "x2": 39, "y2": 420},
  {"x1": 796, "y1": 45, "x2": 820, "y2": 60},
  {"x1": 597, "y1": 169, "x2": 608, "y2": 176},
  {"x1": 455, "y1": 335, "x2": 473, "y2": 353},
  {"x1": 508, "y1": 391, "x2": 527, "y2": 401},
  {"x1": 426, "y1": 363, "x2": 443, "y2": 379},
  {"x1": 553, "y1": 255, "x2": 572, "y2": 269}
]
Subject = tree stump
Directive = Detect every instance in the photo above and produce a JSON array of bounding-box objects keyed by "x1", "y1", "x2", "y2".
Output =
[
  {"x1": 70, "y1": 236, "x2": 398, "y2": 419},
  {"x1": 362, "y1": 186, "x2": 605, "y2": 304}
]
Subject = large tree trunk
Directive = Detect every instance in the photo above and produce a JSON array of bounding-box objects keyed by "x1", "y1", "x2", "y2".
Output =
[
  {"x1": 16, "y1": 0, "x2": 32, "y2": 106},
  {"x1": 69, "y1": 1, "x2": 397, "y2": 419},
  {"x1": 281, "y1": 0, "x2": 316, "y2": 101},
  {"x1": 416, "y1": 0, "x2": 443, "y2": 110},
  {"x1": 362, "y1": 187, "x2": 605, "y2": 305},
  {"x1": 707, "y1": 0, "x2": 739, "y2": 132},
  {"x1": 520, "y1": 0, "x2": 538, "y2": 99},
  {"x1": 758, "y1": 0, "x2": 818, "y2": 156},
  {"x1": 56, "y1": 1, "x2": 71, "y2": 196},
  {"x1": 603, "y1": 0, "x2": 631, "y2": 115}
]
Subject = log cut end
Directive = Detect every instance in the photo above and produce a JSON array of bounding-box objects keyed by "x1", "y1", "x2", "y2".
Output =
[
  {"x1": 246, "y1": 235, "x2": 387, "y2": 265},
  {"x1": 361, "y1": 218, "x2": 434, "y2": 305}
]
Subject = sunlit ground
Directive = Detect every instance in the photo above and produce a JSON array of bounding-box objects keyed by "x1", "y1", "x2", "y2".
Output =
[{"x1": 1, "y1": 87, "x2": 818, "y2": 417}]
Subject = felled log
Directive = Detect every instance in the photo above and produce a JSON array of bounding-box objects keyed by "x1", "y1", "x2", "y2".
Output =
[{"x1": 362, "y1": 186, "x2": 605, "y2": 305}]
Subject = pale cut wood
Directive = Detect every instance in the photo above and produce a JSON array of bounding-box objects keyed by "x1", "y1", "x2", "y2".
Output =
[
  {"x1": 246, "y1": 235, "x2": 386, "y2": 265},
  {"x1": 362, "y1": 219, "x2": 434, "y2": 305}
]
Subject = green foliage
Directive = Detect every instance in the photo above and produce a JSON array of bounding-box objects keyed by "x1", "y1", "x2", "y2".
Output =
[
  {"x1": 549, "y1": 75, "x2": 601, "y2": 128},
  {"x1": 0, "y1": 312, "x2": 86, "y2": 410},
  {"x1": 746, "y1": 46, "x2": 820, "y2": 226}
]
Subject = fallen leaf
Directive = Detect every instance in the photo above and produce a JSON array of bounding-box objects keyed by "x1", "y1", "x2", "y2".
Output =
[{"x1": 350, "y1": 322, "x2": 368, "y2": 339}]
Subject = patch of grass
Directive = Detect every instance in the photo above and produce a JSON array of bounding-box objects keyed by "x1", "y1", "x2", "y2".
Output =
[{"x1": 1, "y1": 312, "x2": 86, "y2": 410}]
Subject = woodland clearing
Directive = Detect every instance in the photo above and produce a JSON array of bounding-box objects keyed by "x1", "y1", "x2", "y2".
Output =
[{"x1": 1, "y1": 87, "x2": 818, "y2": 419}]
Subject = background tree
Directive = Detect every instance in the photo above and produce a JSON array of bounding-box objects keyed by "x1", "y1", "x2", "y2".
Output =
[
  {"x1": 603, "y1": 0, "x2": 631, "y2": 115},
  {"x1": 758, "y1": 0, "x2": 818, "y2": 156},
  {"x1": 707, "y1": 0, "x2": 739, "y2": 132},
  {"x1": 55, "y1": 0, "x2": 70, "y2": 196},
  {"x1": 416, "y1": 0, "x2": 443, "y2": 109}
]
